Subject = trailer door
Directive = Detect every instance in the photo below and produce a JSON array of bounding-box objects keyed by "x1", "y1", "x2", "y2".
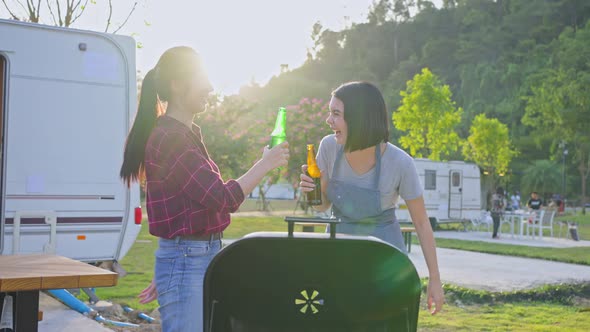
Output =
[{"x1": 448, "y1": 170, "x2": 463, "y2": 219}]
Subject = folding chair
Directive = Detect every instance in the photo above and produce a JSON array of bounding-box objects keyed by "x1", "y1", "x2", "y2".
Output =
[
  {"x1": 469, "y1": 210, "x2": 492, "y2": 232},
  {"x1": 204, "y1": 217, "x2": 422, "y2": 332},
  {"x1": 530, "y1": 210, "x2": 555, "y2": 238}
]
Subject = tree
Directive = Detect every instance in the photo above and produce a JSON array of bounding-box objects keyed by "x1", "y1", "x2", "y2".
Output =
[
  {"x1": 392, "y1": 0, "x2": 415, "y2": 22},
  {"x1": 393, "y1": 68, "x2": 463, "y2": 160},
  {"x1": 521, "y1": 160, "x2": 562, "y2": 201},
  {"x1": 463, "y1": 113, "x2": 517, "y2": 177},
  {"x1": 367, "y1": 0, "x2": 392, "y2": 25},
  {"x1": 462, "y1": 113, "x2": 518, "y2": 207},
  {"x1": 523, "y1": 23, "x2": 590, "y2": 213},
  {"x1": 306, "y1": 21, "x2": 324, "y2": 62},
  {"x1": 1, "y1": 0, "x2": 139, "y2": 33},
  {"x1": 199, "y1": 95, "x2": 257, "y2": 181},
  {"x1": 442, "y1": 0, "x2": 456, "y2": 9}
]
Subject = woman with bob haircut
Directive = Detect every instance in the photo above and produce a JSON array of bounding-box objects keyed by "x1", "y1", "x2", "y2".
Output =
[
  {"x1": 300, "y1": 81, "x2": 444, "y2": 314},
  {"x1": 120, "y1": 46, "x2": 289, "y2": 331}
]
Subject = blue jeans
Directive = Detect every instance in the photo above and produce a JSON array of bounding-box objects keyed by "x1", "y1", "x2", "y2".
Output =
[{"x1": 155, "y1": 237, "x2": 222, "y2": 332}]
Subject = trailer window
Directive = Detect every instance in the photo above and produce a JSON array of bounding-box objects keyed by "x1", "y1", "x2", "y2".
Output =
[
  {"x1": 452, "y1": 172, "x2": 461, "y2": 187},
  {"x1": 424, "y1": 170, "x2": 436, "y2": 190}
]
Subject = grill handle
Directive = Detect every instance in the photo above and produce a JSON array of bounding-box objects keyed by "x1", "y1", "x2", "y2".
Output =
[{"x1": 284, "y1": 216, "x2": 340, "y2": 239}]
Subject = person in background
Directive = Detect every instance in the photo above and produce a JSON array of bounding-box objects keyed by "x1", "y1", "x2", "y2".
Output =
[
  {"x1": 526, "y1": 191, "x2": 544, "y2": 225},
  {"x1": 510, "y1": 190, "x2": 521, "y2": 211},
  {"x1": 119, "y1": 46, "x2": 289, "y2": 332},
  {"x1": 527, "y1": 191, "x2": 543, "y2": 211},
  {"x1": 491, "y1": 187, "x2": 505, "y2": 239},
  {"x1": 299, "y1": 81, "x2": 444, "y2": 315}
]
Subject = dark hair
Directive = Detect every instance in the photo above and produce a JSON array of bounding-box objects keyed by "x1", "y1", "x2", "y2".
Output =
[
  {"x1": 332, "y1": 81, "x2": 389, "y2": 152},
  {"x1": 120, "y1": 46, "x2": 203, "y2": 186},
  {"x1": 496, "y1": 187, "x2": 504, "y2": 195}
]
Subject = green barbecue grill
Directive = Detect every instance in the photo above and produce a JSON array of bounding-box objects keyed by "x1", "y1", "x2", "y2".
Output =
[{"x1": 203, "y1": 217, "x2": 422, "y2": 332}]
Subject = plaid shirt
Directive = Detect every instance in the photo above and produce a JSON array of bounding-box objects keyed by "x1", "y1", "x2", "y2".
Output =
[{"x1": 144, "y1": 115, "x2": 244, "y2": 239}]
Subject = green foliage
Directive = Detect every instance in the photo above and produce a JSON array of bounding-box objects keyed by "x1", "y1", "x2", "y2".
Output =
[
  {"x1": 523, "y1": 21, "x2": 590, "y2": 208},
  {"x1": 521, "y1": 160, "x2": 562, "y2": 197},
  {"x1": 199, "y1": 95, "x2": 259, "y2": 180},
  {"x1": 236, "y1": 0, "x2": 590, "y2": 204},
  {"x1": 437, "y1": 282, "x2": 590, "y2": 305},
  {"x1": 463, "y1": 113, "x2": 518, "y2": 176},
  {"x1": 393, "y1": 68, "x2": 463, "y2": 160},
  {"x1": 125, "y1": 0, "x2": 590, "y2": 204}
]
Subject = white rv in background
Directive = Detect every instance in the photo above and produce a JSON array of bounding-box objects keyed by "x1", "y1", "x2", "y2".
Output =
[
  {"x1": 396, "y1": 159, "x2": 482, "y2": 223},
  {"x1": 0, "y1": 19, "x2": 141, "y2": 263}
]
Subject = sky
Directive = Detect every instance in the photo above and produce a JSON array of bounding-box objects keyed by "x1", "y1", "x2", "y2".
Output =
[
  {"x1": 3, "y1": 0, "x2": 441, "y2": 95},
  {"x1": 77, "y1": 0, "x2": 377, "y2": 95}
]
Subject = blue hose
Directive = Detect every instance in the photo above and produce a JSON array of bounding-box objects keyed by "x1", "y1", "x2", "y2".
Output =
[
  {"x1": 122, "y1": 305, "x2": 156, "y2": 323},
  {"x1": 48, "y1": 289, "x2": 140, "y2": 328},
  {"x1": 95, "y1": 315, "x2": 141, "y2": 327}
]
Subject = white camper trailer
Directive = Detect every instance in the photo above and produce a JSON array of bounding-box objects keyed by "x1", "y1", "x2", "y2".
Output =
[
  {"x1": 396, "y1": 159, "x2": 482, "y2": 223},
  {"x1": 0, "y1": 19, "x2": 141, "y2": 263}
]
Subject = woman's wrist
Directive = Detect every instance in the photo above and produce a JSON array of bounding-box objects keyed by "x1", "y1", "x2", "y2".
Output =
[{"x1": 428, "y1": 274, "x2": 441, "y2": 282}]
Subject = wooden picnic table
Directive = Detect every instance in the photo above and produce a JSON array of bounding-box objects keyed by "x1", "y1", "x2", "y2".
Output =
[{"x1": 0, "y1": 254, "x2": 118, "y2": 331}]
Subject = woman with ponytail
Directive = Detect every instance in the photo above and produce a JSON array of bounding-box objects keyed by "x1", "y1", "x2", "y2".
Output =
[{"x1": 120, "y1": 46, "x2": 289, "y2": 332}]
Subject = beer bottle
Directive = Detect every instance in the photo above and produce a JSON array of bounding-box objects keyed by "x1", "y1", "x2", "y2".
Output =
[
  {"x1": 269, "y1": 107, "x2": 287, "y2": 148},
  {"x1": 306, "y1": 144, "x2": 322, "y2": 205}
]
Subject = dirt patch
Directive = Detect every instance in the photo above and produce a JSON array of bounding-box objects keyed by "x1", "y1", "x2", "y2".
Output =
[{"x1": 92, "y1": 302, "x2": 161, "y2": 331}]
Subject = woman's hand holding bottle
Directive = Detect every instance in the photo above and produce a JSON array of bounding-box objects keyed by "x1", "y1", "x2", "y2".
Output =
[{"x1": 261, "y1": 141, "x2": 289, "y2": 171}]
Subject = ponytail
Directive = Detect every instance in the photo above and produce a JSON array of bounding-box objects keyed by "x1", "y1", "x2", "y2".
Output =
[{"x1": 120, "y1": 68, "x2": 160, "y2": 187}]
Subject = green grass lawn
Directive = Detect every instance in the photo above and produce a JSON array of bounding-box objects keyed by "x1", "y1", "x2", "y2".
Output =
[
  {"x1": 432, "y1": 238, "x2": 590, "y2": 265},
  {"x1": 418, "y1": 302, "x2": 590, "y2": 331}
]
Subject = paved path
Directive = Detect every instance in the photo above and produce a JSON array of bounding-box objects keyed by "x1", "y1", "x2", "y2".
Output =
[
  {"x1": 408, "y1": 246, "x2": 590, "y2": 291},
  {"x1": 38, "y1": 292, "x2": 112, "y2": 332}
]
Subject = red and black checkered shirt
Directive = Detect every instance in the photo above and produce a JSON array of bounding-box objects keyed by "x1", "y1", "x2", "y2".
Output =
[{"x1": 144, "y1": 115, "x2": 244, "y2": 239}]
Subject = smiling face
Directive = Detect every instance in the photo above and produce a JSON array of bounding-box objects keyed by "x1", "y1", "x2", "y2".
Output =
[
  {"x1": 330, "y1": 82, "x2": 389, "y2": 152},
  {"x1": 327, "y1": 96, "x2": 347, "y2": 145}
]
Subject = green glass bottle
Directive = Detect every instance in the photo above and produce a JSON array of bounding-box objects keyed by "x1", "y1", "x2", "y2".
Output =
[{"x1": 269, "y1": 107, "x2": 287, "y2": 148}]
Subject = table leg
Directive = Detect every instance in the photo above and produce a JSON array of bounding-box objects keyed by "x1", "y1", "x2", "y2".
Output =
[
  {"x1": 1, "y1": 291, "x2": 40, "y2": 332},
  {"x1": 404, "y1": 232, "x2": 412, "y2": 253}
]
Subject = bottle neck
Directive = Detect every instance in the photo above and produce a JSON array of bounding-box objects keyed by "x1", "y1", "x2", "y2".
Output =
[{"x1": 307, "y1": 149, "x2": 320, "y2": 178}]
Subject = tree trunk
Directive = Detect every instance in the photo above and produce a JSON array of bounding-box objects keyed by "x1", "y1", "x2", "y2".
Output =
[{"x1": 257, "y1": 185, "x2": 270, "y2": 211}]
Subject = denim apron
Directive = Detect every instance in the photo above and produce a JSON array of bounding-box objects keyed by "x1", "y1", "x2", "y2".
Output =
[{"x1": 326, "y1": 145, "x2": 406, "y2": 253}]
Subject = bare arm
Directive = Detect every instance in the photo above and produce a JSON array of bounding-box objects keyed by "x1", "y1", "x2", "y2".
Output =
[
  {"x1": 236, "y1": 142, "x2": 289, "y2": 197},
  {"x1": 406, "y1": 196, "x2": 444, "y2": 314}
]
